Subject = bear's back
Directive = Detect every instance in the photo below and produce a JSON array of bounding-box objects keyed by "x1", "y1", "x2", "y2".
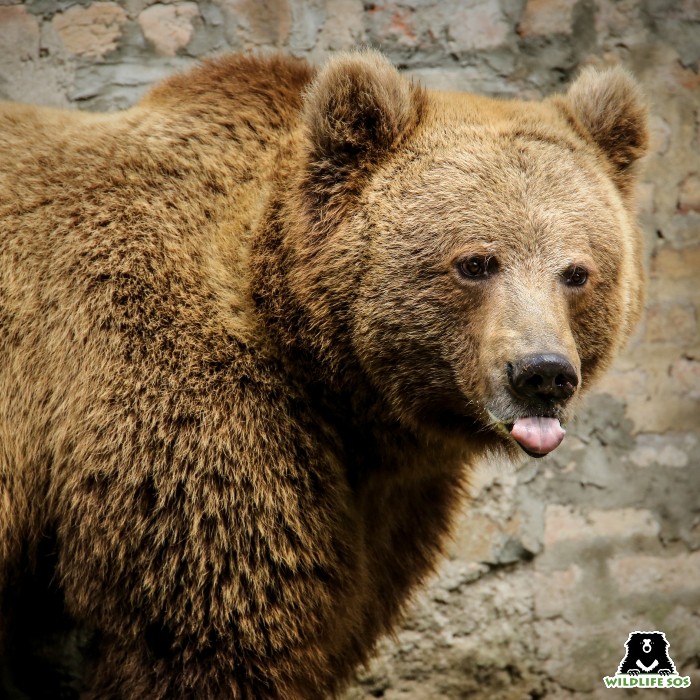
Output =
[{"x1": 0, "y1": 54, "x2": 315, "y2": 356}]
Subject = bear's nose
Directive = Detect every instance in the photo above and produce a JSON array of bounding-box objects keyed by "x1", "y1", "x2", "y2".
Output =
[{"x1": 508, "y1": 353, "x2": 579, "y2": 402}]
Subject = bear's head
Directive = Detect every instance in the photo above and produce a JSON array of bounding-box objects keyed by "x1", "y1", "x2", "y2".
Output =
[
  {"x1": 618, "y1": 631, "x2": 676, "y2": 675},
  {"x1": 267, "y1": 51, "x2": 648, "y2": 458}
]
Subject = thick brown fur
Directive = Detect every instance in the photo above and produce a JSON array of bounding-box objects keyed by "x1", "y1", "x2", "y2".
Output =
[{"x1": 0, "y1": 52, "x2": 648, "y2": 699}]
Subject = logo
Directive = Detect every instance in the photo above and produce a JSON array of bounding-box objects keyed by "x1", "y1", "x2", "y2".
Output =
[{"x1": 603, "y1": 631, "x2": 691, "y2": 689}]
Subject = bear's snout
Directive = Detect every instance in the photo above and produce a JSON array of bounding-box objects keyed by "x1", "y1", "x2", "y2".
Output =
[{"x1": 507, "y1": 353, "x2": 579, "y2": 403}]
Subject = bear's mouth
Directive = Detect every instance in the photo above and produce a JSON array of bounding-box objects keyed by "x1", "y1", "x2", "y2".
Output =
[
  {"x1": 509, "y1": 416, "x2": 566, "y2": 457},
  {"x1": 491, "y1": 414, "x2": 566, "y2": 458}
]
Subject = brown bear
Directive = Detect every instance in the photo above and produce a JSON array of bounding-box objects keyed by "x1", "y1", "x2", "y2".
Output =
[{"x1": 0, "y1": 51, "x2": 647, "y2": 699}]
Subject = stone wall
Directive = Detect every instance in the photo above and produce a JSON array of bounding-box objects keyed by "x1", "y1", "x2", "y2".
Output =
[{"x1": 1, "y1": 1, "x2": 699, "y2": 698}]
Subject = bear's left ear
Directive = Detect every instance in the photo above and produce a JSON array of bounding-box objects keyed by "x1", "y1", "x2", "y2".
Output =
[
  {"x1": 302, "y1": 50, "x2": 426, "y2": 209},
  {"x1": 555, "y1": 66, "x2": 649, "y2": 195}
]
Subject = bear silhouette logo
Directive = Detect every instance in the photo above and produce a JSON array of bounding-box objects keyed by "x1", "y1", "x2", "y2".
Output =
[
  {"x1": 603, "y1": 631, "x2": 691, "y2": 689},
  {"x1": 616, "y1": 631, "x2": 677, "y2": 676}
]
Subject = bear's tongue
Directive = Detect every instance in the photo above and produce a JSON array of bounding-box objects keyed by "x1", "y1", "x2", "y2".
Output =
[{"x1": 510, "y1": 417, "x2": 565, "y2": 455}]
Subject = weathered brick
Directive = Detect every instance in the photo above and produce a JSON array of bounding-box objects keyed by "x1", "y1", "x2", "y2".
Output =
[
  {"x1": 628, "y1": 433, "x2": 692, "y2": 468},
  {"x1": 668, "y1": 60, "x2": 700, "y2": 92},
  {"x1": 610, "y1": 551, "x2": 700, "y2": 595},
  {"x1": 450, "y1": 509, "x2": 523, "y2": 563},
  {"x1": 315, "y1": 0, "x2": 366, "y2": 52},
  {"x1": 534, "y1": 564, "x2": 582, "y2": 619},
  {"x1": 648, "y1": 0, "x2": 700, "y2": 22},
  {"x1": 138, "y1": 2, "x2": 199, "y2": 57},
  {"x1": 0, "y1": 5, "x2": 40, "y2": 60},
  {"x1": 518, "y1": 0, "x2": 577, "y2": 37},
  {"x1": 594, "y1": 0, "x2": 646, "y2": 42},
  {"x1": 598, "y1": 367, "x2": 649, "y2": 398},
  {"x1": 649, "y1": 114, "x2": 672, "y2": 155},
  {"x1": 645, "y1": 301, "x2": 698, "y2": 344},
  {"x1": 636, "y1": 181, "x2": 655, "y2": 215},
  {"x1": 447, "y1": 0, "x2": 510, "y2": 52},
  {"x1": 52, "y1": 2, "x2": 128, "y2": 58},
  {"x1": 651, "y1": 245, "x2": 700, "y2": 280},
  {"x1": 544, "y1": 505, "x2": 659, "y2": 547},
  {"x1": 221, "y1": 0, "x2": 291, "y2": 48},
  {"x1": 678, "y1": 173, "x2": 700, "y2": 214},
  {"x1": 671, "y1": 357, "x2": 700, "y2": 399},
  {"x1": 365, "y1": 4, "x2": 419, "y2": 50}
]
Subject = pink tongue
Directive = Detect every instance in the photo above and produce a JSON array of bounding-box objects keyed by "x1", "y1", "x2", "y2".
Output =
[{"x1": 510, "y1": 417, "x2": 565, "y2": 455}]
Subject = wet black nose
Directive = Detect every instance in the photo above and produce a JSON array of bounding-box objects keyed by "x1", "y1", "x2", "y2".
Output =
[{"x1": 508, "y1": 353, "x2": 579, "y2": 402}]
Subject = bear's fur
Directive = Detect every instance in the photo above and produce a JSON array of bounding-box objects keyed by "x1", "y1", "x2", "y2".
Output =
[
  {"x1": 617, "y1": 632, "x2": 677, "y2": 676},
  {"x1": 0, "y1": 52, "x2": 648, "y2": 699}
]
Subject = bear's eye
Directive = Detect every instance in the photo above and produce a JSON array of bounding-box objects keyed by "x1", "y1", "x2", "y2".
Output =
[
  {"x1": 563, "y1": 265, "x2": 588, "y2": 287},
  {"x1": 457, "y1": 256, "x2": 495, "y2": 279}
]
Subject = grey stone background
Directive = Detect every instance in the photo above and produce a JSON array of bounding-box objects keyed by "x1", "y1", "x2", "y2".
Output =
[{"x1": 1, "y1": 1, "x2": 699, "y2": 698}]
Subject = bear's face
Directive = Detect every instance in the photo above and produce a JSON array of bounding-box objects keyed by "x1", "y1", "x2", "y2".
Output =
[
  {"x1": 351, "y1": 116, "x2": 638, "y2": 454},
  {"x1": 295, "y1": 52, "x2": 648, "y2": 457},
  {"x1": 618, "y1": 631, "x2": 676, "y2": 675}
]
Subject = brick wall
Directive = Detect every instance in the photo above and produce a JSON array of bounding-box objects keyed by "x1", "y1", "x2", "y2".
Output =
[{"x1": 1, "y1": 1, "x2": 698, "y2": 697}]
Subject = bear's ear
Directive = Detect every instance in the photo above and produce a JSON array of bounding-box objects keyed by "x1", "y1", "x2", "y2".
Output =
[
  {"x1": 302, "y1": 50, "x2": 426, "y2": 208},
  {"x1": 557, "y1": 66, "x2": 649, "y2": 194}
]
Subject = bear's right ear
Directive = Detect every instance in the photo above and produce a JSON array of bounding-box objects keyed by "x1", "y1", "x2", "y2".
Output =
[
  {"x1": 556, "y1": 66, "x2": 649, "y2": 196},
  {"x1": 302, "y1": 50, "x2": 426, "y2": 209}
]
